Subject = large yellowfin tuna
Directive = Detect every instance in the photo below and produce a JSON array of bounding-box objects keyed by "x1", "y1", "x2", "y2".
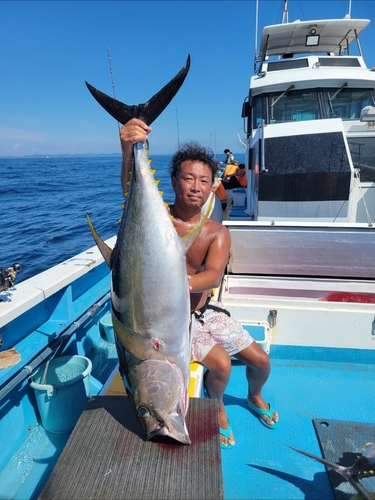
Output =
[{"x1": 85, "y1": 56, "x2": 208, "y2": 444}]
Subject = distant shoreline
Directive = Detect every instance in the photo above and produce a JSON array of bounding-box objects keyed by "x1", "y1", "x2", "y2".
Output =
[
  {"x1": 0, "y1": 152, "x2": 245, "y2": 160},
  {"x1": 0, "y1": 153, "x2": 123, "y2": 159}
]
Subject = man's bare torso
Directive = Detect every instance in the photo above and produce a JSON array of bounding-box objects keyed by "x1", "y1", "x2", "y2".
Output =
[{"x1": 172, "y1": 214, "x2": 228, "y2": 312}]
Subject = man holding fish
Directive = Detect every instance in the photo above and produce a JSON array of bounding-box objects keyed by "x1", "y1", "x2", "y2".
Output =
[{"x1": 120, "y1": 119, "x2": 279, "y2": 448}]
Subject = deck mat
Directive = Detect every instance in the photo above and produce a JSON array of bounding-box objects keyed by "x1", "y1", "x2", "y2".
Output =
[
  {"x1": 39, "y1": 396, "x2": 223, "y2": 500},
  {"x1": 313, "y1": 418, "x2": 375, "y2": 500}
]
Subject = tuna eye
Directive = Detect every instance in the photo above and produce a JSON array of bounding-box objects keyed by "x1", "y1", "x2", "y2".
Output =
[{"x1": 138, "y1": 406, "x2": 149, "y2": 417}]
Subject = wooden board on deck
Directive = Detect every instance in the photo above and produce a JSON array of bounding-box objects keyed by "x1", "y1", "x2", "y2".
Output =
[
  {"x1": 0, "y1": 348, "x2": 21, "y2": 369},
  {"x1": 39, "y1": 396, "x2": 223, "y2": 500}
]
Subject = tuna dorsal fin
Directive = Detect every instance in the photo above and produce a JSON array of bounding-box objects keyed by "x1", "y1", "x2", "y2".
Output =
[
  {"x1": 86, "y1": 212, "x2": 112, "y2": 267},
  {"x1": 179, "y1": 192, "x2": 214, "y2": 255},
  {"x1": 85, "y1": 55, "x2": 191, "y2": 126}
]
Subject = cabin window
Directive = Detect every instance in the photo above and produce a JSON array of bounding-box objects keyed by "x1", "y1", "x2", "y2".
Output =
[
  {"x1": 267, "y1": 59, "x2": 309, "y2": 71},
  {"x1": 322, "y1": 88, "x2": 375, "y2": 120},
  {"x1": 268, "y1": 88, "x2": 321, "y2": 124},
  {"x1": 252, "y1": 88, "x2": 375, "y2": 128},
  {"x1": 318, "y1": 58, "x2": 361, "y2": 67},
  {"x1": 252, "y1": 96, "x2": 265, "y2": 129}
]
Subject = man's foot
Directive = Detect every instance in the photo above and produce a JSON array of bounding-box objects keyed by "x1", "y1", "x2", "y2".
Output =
[
  {"x1": 203, "y1": 370, "x2": 235, "y2": 446},
  {"x1": 220, "y1": 422, "x2": 235, "y2": 449},
  {"x1": 247, "y1": 396, "x2": 279, "y2": 429},
  {"x1": 218, "y1": 408, "x2": 235, "y2": 447}
]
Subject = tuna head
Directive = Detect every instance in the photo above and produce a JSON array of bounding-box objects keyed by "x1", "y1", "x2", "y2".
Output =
[
  {"x1": 129, "y1": 359, "x2": 190, "y2": 444},
  {"x1": 113, "y1": 310, "x2": 191, "y2": 445}
]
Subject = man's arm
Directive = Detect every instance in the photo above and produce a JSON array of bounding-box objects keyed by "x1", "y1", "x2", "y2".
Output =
[{"x1": 119, "y1": 119, "x2": 152, "y2": 194}]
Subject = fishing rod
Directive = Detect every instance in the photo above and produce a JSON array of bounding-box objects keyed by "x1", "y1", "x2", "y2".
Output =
[
  {"x1": 107, "y1": 46, "x2": 130, "y2": 194},
  {"x1": 176, "y1": 107, "x2": 180, "y2": 147},
  {"x1": 107, "y1": 46, "x2": 121, "y2": 136}
]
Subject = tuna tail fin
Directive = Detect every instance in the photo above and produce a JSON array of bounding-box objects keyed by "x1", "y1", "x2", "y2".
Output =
[
  {"x1": 86, "y1": 212, "x2": 112, "y2": 267},
  {"x1": 85, "y1": 55, "x2": 191, "y2": 126}
]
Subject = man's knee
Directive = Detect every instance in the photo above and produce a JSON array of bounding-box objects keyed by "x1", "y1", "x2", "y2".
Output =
[
  {"x1": 203, "y1": 344, "x2": 231, "y2": 374},
  {"x1": 239, "y1": 342, "x2": 270, "y2": 371},
  {"x1": 255, "y1": 349, "x2": 270, "y2": 371}
]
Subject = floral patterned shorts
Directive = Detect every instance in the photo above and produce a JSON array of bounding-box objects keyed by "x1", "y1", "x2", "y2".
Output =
[{"x1": 191, "y1": 300, "x2": 254, "y2": 362}]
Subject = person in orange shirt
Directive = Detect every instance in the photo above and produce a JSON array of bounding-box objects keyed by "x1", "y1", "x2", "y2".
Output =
[
  {"x1": 222, "y1": 163, "x2": 247, "y2": 190},
  {"x1": 237, "y1": 164, "x2": 247, "y2": 187},
  {"x1": 212, "y1": 177, "x2": 229, "y2": 210}
]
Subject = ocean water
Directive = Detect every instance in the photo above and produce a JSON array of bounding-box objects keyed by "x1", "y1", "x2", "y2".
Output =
[
  {"x1": 1, "y1": 152, "x2": 245, "y2": 284},
  {"x1": 0, "y1": 155, "x2": 175, "y2": 283}
]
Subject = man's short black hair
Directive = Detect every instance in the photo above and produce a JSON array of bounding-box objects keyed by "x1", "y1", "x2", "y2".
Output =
[{"x1": 170, "y1": 141, "x2": 220, "y2": 182}]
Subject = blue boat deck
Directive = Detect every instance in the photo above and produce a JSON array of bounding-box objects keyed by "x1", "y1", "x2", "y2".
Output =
[
  {"x1": 2, "y1": 345, "x2": 375, "y2": 499},
  {"x1": 222, "y1": 347, "x2": 375, "y2": 500}
]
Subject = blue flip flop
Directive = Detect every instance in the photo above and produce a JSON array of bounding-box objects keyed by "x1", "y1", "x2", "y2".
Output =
[
  {"x1": 247, "y1": 400, "x2": 279, "y2": 429},
  {"x1": 220, "y1": 423, "x2": 235, "y2": 449}
]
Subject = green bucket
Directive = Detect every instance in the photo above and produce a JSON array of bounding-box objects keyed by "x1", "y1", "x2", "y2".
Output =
[
  {"x1": 29, "y1": 355, "x2": 92, "y2": 433},
  {"x1": 99, "y1": 314, "x2": 115, "y2": 343}
]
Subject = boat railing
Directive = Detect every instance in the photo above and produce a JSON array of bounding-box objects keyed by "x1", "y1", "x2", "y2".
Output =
[
  {"x1": 0, "y1": 237, "x2": 116, "y2": 401},
  {"x1": 0, "y1": 291, "x2": 110, "y2": 403}
]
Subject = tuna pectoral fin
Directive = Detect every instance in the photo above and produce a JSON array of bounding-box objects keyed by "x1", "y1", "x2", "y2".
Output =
[
  {"x1": 85, "y1": 55, "x2": 190, "y2": 126},
  {"x1": 180, "y1": 191, "x2": 214, "y2": 254},
  {"x1": 86, "y1": 213, "x2": 112, "y2": 267},
  {"x1": 112, "y1": 313, "x2": 155, "y2": 360}
]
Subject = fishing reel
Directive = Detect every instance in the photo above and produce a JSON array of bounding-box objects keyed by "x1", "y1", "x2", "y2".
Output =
[{"x1": 0, "y1": 263, "x2": 22, "y2": 292}]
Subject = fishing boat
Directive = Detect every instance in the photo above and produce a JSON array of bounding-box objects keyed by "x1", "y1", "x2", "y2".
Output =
[
  {"x1": 228, "y1": 0, "x2": 375, "y2": 224},
  {"x1": 1, "y1": 2, "x2": 375, "y2": 499}
]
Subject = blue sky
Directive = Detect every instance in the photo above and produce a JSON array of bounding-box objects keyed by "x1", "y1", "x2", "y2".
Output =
[{"x1": 1, "y1": 0, "x2": 375, "y2": 157}]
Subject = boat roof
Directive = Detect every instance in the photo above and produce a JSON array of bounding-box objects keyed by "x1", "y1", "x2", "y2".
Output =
[{"x1": 259, "y1": 18, "x2": 370, "y2": 61}]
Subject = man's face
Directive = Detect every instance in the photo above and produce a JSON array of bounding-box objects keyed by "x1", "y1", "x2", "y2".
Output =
[{"x1": 172, "y1": 160, "x2": 213, "y2": 209}]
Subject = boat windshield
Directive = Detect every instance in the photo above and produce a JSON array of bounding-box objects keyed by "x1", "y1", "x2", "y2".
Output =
[
  {"x1": 322, "y1": 88, "x2": 375, "y2": 119},
  {"x1": 253, "y1": 88, "x2": 375, "y2": 128}
]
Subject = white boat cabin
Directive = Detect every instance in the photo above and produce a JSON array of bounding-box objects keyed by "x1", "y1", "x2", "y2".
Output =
[{"x1": 238, "y1": 17, "x2": 375, "y2": 223}]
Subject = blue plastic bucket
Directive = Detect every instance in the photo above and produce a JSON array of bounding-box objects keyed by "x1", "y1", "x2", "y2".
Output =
[
  {"x1": 29, "y1": 355, "x2": 92, "y2": 433},
  {"x1": 99, "y1": 314, "x2": 115, "y2": 343}
]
